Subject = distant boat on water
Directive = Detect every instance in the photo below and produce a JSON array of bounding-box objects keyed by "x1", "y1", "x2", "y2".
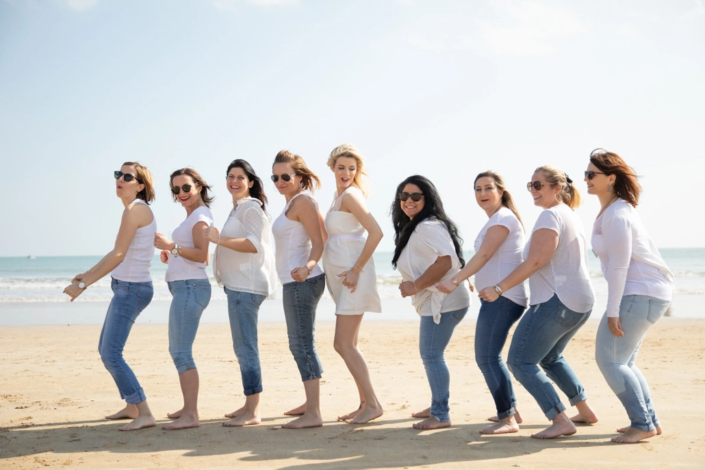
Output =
[{"x1": 27, "y1": 255, "x2": 36, "y2": 259}]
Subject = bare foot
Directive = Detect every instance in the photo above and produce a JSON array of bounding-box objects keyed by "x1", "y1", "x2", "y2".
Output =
[
  {"x1": 612, "y1": 427, "x2": 657, "y2": 443},
  {"x1": 118, "y1": 414, "x2": 156, "y2": 431},
  {"x1": 487, "y1": 409, "x2": 523, "y2": 424},
  {"x1": 618, "y1": 425, "x2": 662, "y2": 435},
  {"x1": 105, "y1": 405, "x2": 138, "y2": 420},
  {"x1": 282, "y1": 413, "x2": 322, "y2": 429},
  {"x1": 283, "y1": 403, "x2": 307, "y2": 416},
  {"x1": 411, "y1": 407, "x2": 430, "y2": 419},
  {"x1": 480, "y1": 416, "x2": 519, "y2": 435},
  {"x1": 349, "y1": 406, "x2": 383, "y2": 425},
  {"x1": 225, "y1": 406, "x2": 245, "y2": 419},
  {"x1": 413, "y1": 416, "x2": 450, "y2": 430},
  {"x1": 338, "y1": 402, "x2": 364, "y2": 421},
  {"x1": 531, "y1": 414, "x2": 577, "y2": 439},
  {"x1": 162, "y1": 413, "x2": 200, "y2": 430},
  {"x1": 570, "y1": 410, "x2": 599, "y2": 424},
  {"x1": 223, "y1": 410, "x2": 261, "y2": 427}
]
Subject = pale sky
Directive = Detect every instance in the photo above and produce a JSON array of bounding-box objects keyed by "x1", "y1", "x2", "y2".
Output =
[{"x1": 1, "y1": 0, "x2": 704, "y2": 257}]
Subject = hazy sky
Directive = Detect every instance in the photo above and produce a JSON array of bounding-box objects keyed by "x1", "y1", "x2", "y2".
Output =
[{"x1": 1, "y1": 0, "x2": 704, "y2": 257}]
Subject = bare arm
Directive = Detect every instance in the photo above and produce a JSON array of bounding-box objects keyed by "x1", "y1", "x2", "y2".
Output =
[
  {"x1": 342, "y1": 192, "x2": 383, "y2": 273},
  {"x1": 176, "y1": 221, "x2": 210, "y2": 263},
  {"x1": 289, "y1": 196, "x2": 324, "y2": 282},
  {"x1": 400, "y1": 256, "x2": 452, "y2": 297}
]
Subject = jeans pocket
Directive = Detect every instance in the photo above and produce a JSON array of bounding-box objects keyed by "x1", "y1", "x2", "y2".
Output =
[
  {"x1": 193, "y1": 284, "x2": 211, "y2": 309},
  {"x1": 554, "y1": 304, "x2": 583, "y2": 328},
  {"x1": 647, "y1": 299, "x2": 669, "y2": 324}
]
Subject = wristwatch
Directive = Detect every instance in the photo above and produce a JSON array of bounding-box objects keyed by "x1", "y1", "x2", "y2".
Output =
[
  {"x1": 78, "y1": 282, "x2": 86, "y2": 289},
  {"x1": 171, "y1": 244, "x2": 180, "y2": 258},
  {"x1": 451, "y1": 277, "x2": 459, "y2": 285},
  {"x1": 494, "y1": 285, "x2": 503, "y2": 296}
]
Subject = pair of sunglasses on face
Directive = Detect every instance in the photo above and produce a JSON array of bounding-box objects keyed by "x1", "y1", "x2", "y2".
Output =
[
  {"x1": 171, "y1": 184, "x2": 194, "y2": 195},
  {"x1": 400, "y1": 192, "x2": 424, "y2": 202},
  {"x1": 527, "y1": 170, "x2": 606, "y2": 191},
  {"x1": 270, "y1": 173, "x2": 296, "y2": 183},
  {"x1": 114, "y1": 170, "x2": 139, "y2": 183}
]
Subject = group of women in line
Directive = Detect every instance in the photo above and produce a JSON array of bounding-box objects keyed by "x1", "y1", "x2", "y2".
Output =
[{"x1": 63, "y1": 145, "x2": 674, "y2": 445}]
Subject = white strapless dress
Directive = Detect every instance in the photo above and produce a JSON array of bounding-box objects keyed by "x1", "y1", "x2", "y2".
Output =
[{"x1": 323, "y1": 187, "x2": 382, "y2": 315}]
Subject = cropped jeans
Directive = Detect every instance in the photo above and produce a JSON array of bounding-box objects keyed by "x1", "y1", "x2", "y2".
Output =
[
  {"x1": 419, "y1": 307, "x2": 468, "y2": 423},
  {"x1": 595, "y1": 295, "x2": 670, "y2": 432},
  {"x1": 475, "y1": 297, "x2": 526, "y2": 419},
  {"x1": 98, "y1": 278, "x2": 153, "y2": 404},
  {"x1": 167, "y1": 279, "x2": 211, "y2": 375},
  {"x1": 225, "y1": 287, "x2": 266, "y2": 396},
  {"x1": 282, "y1": 274, "x2": 325, "y2": 382},
  {"x1": 507, "y1": 294, "x2": 590, "y2": 421}
]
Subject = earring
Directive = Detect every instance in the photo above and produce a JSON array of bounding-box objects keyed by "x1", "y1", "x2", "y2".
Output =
[{"x1": 608, "y1": 184, "x2": 613, "y2": 193}]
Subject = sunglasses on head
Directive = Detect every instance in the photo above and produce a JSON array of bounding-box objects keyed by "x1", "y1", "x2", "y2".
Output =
[
  {"x1": 171, "y1": 184, "x2": 193, "y2": 195},
  {"x1": 584, "y1": 170, "x2": 606, "y2": 180},
  {"x1": 526, "y1": 181, "x2": 545, "y2": 192},
  {"x1": 400, "y1": 191, "x2": 424, "y2": 202},
  {"x1": 114, "y1": 171, "x2": 138, "y2": 183},
  {"x1": 271, "y1": 173, "x2": 296, "y2": 183}
]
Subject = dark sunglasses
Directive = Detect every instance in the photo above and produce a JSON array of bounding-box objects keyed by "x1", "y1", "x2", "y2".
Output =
[
  {"x1": 114, "y1": 170, "x2": 138, "y2": 183},
  {"x1": 584, "y1": 170, "x2": 606, "y2": 180},
  {"x1": 171, "y1": 184, "x2": 193, "y2": 195},
  {"x1": 271, "y1": 173, "x2": 296, "y2": 183},
  {"x1": 400, "y1": 191, "x2": 424, "y2": 202},
  {"x1": 526, "y1": 181, "x2": 545, "y2": 192}
]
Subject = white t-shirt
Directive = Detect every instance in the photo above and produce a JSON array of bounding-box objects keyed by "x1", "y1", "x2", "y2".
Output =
[
  {"x1": 165, "y1": 205, "x2": 213, "y2": 282},
  {"x1": 474, "y1": 207, "x2": 528, "y2": 308},
  {"x1": 524, "y1": 204, "x2": 594, "y2": 314},
  {"x1": 397, "y1": 218, "x2": 470, "y2": 324},
  {"x1": 592, "y1": 199, "x2": 673, "y2": 317}
]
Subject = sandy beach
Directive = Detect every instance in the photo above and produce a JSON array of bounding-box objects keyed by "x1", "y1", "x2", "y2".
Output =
[{"x1": 1, "y1": 317, "x2": 704, "y2": 469}]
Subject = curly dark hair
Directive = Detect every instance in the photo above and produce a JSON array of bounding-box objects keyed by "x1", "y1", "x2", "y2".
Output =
[{"x1": 390, "y1": 175, "x2": 464, "y2": 269}]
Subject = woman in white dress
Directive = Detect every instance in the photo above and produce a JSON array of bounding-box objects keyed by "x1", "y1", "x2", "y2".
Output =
[{"x1": 323, "y1": 144, "x2": 384, "y2": 424}]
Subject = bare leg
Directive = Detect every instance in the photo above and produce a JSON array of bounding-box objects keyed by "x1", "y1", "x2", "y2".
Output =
[
  {"x1": 163, "y1": 369, "x2": 200, "y2": 430},
  {"x1": 531, "y1": 411, "x2": 577, "y2": 439},
  {"x1": 480, "y1": 415, "x2": 520, "y2": 435},
  {"x1": 333, "y1": 315, "x2": 383, "y2": 424},
  {"x1": 282, "y1": 379, "x2": 322, "y2": 429},
  {"x1": 338, "y1": 326, "x2": 367, "y2": 421},
  {"x1": 118, "y1": 400, "x2": 156, "y2": 431},
  {"x1": 618, "y1": 425, "x2": 662, "y2": 435},
  {"x1": 487, "y1": 408, "x2": 523, "y2": 424},
  {"x1": 223, "y1": 393, "x2": 261, "y2": 427},
  {"x1": 570, "y1": 399, "x2": 599, "y2": 424},
  {"x1": 412, "y1": 407, "x2": 431, "y2": 418},
  {"x1": 413, "y1": 416, "x2": 450, "y2": 430},
  {"x1": 106, "y1": 403, "x2": 138, "y2": 420}
]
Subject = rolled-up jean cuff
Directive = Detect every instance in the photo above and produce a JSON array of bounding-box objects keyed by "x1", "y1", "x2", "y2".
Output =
[
  {"x1": 431, "y1": 412, "x2": 450, "y2": 423},
  {"x1": 497, "y1": 407, "x2": 516, "y2": 420},
  {"x1": 569, "y1": 391, "x2": 588, "y2": 406},
  {"x1": 302, "y1": 374, "x2": 322, "y2": 382},
  {"x1": 124, "y1": 388, "x2": 147, "y2": 405},
  {"x1": 176, "y1": 363, "x2": 197, "y2": 375},
  {"x1": 545, "y1": 402, "x2": 566, "y2": 421},
  {"x1": 244, "y1": 386, "x2": 263, "y2": 396},
  {"x1": 631, "y1": 422, "x2": 655, "y2": 432}
]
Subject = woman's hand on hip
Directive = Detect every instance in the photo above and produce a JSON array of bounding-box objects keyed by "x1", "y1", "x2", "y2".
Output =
[
  {"x1": 608, "y1": 317, "x2": 625, "y2": 337},
  {"x1": 478, "y1": 287, "x2": 499, "y2": 302},
  {"x1": 338, "y1": 270, "x2": 359, "y2": 293},
  {"x1": 291, "y1": 267, "x2": 310, "y2": 282}
]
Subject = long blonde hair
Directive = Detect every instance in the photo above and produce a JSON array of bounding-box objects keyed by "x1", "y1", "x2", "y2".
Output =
[
  {"x1": 273, "y1": 150, "x2": 321, "y2": 193},
  {"x1": 326, "y1": 143, "x2": 369, "y2": 197},
  {"x1": 535, "y1": 165, "x2": 581, "y2": 209}
]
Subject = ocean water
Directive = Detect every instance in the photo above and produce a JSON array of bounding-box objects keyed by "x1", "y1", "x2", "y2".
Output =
[{"x1": 0, "y1": 249, "x2": 703, "y2": 304}]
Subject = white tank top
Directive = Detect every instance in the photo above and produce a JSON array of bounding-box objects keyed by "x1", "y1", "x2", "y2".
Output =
[
  {"x1": 272, "y1": 192, "x2": 324, "y2": 284},
  {"x1": 111, "y1": 199, "x2": 156, "y2": 283}
]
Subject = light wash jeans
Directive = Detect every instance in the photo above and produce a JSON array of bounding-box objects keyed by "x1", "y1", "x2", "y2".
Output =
[
  {"x1": 225, "y1": 287, "x2": 266, "y2": 396},
  {"x1": 419, "y1": 307, "x2": 468, "y2": 423},
  {"x1": 475, "y1": 297, "x2": 525, "y2": 419},
  {"x1": 595, "y1": 295, "x2": 670, "y2": 432},
  {"x1": 508, "y1": 294, "x2": 590, "y2": 421},
  {"x1": 167, "y1": 279, "x2": 211, "y2": 375},
  {"x1": 98, "y1": 278, "x2": 153, "y2": 404},
  {"x1": 282, "y1": 274, "x2": 325, "y2": 381}
]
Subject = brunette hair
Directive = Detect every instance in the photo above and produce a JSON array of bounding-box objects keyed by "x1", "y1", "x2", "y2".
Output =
[
  {"x1": 390, "y1": 175, "x2": 465, "y2": 269},
  {"x1": 535, "y1": 165, "x2": 581, "y2": 209},
  {"x1": 326, "y1": 143, "x2": 369, "y2": 197},
  {"x1": 589, "y1": 148, "x2": 641, "y2": 207},
  {"x1": 273, "y1": 150, "x2": 321, "y2": 193},
  {"x1": 474, "y1": 171, "x2": 524, "y2": 230},
  {"x1": 122, "y1": 161, "x2": 155, "y2": 204},
  {"x1": 226, "y1": 159, "x2": 268, "y2": 210},
  {"x1": 169, "y1": 168, "x2": 214, "y2": 207}
]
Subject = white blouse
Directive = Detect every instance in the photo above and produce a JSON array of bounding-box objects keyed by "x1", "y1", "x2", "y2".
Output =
[
  {"x1": 213, "y1": 198, "x2": 278, "y2": 297},
  {"x1": 165, "y1": 205, "x2": 213, "y2": 282},
  {"x1": 397, "y1": 218, "x2": 470, "y2": 324},
  {"x1": 524, "y1": 204, "x2": 594, "y2": 314},
  {"x1": 592, "y1": 198, "x2": 673, "y2": 317}
]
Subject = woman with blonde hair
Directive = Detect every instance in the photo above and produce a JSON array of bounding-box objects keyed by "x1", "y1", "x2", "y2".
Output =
[
  {"x1": 323, "y1": 144, "x2": 384, "y2": 424},
  {"x1": 271, "y1": 150, "x2": 327, "y2": 429},
  {"x1": 479, "y1": 166, "x2": 598, "y2": 439},
  {"x1": 63, "y1": 162, "x2": 157, "y2": 431},
  {"x1": 586, "y1": 149, "x2": 673, "y2": 443}
]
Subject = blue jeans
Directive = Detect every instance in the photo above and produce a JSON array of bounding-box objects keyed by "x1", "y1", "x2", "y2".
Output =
[
  {"x1": 507, "y1": 294, "x2": 590, "y2": 420},
  {"x1": 282, "y1": 274, "x2": 325, "y2": 382},
  {"x1": 595, "y1": 295, "x2": 670, "y2": 432},
  {"x1": 475, "y1": 297, "x2": 525, "y2": 419},
  {"x1": 167, "y1": 279, "x2": 211, "y2": 375},
  {"x1": 98, "y1": 278, "x2": 153, "y2": 404},
  {"x1": 419, "y1": 307, "x2": 468, "y2": 423},
  {"x1": 225, "y1": 287, "x2": 266, "y2": 396}
]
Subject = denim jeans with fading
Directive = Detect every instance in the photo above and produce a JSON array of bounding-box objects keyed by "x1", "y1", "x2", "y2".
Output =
[
  {"x1": 225, "y1": 287, "x2": 266, "y2": 396},
  {"x1": 167, "y1": 279, "x2": 211, "y2": 375}
]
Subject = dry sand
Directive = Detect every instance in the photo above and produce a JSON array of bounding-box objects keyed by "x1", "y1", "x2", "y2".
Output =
[{"x1": 1, "y1": 318, "x2": 704, "y2": 469}]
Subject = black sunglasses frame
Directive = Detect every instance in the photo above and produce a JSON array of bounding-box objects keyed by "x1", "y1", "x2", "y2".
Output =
[
  {"x1": 400, "y1": 192, "x2": 424, "y2": 202},
  {"x1": 271, "y1": 174, "x2": 296, "y2": 183},
  {"x1": 114, "y1": 170, "x2": 138, "y2": 183},
  {"x1": 171, "y1": 184, "x2": 193, "y2": 195},
  {"x1": 584, "y1": 170, "x2": 606, "y2": 180}
]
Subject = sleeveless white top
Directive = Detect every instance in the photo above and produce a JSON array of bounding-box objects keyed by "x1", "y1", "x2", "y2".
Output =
[
  {"x1": 272, "y1": 192, "x2": 324, "y2": 284},
  {"x1": 111, "y1": 199, "x2": 156, "y2": 283},
  {"x1": 323, "y1": 186, "x2": 382, "y2": 314}
]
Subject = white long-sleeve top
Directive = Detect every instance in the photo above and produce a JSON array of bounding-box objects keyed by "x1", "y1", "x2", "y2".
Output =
[{"x1": 591, "y1": 198, "x2": 673, "y2": 317}]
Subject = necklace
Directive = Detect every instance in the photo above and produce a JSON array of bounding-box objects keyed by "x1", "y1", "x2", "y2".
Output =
[{"x1": 597, "y1": 196, "x2": 618, "y2": 219}]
